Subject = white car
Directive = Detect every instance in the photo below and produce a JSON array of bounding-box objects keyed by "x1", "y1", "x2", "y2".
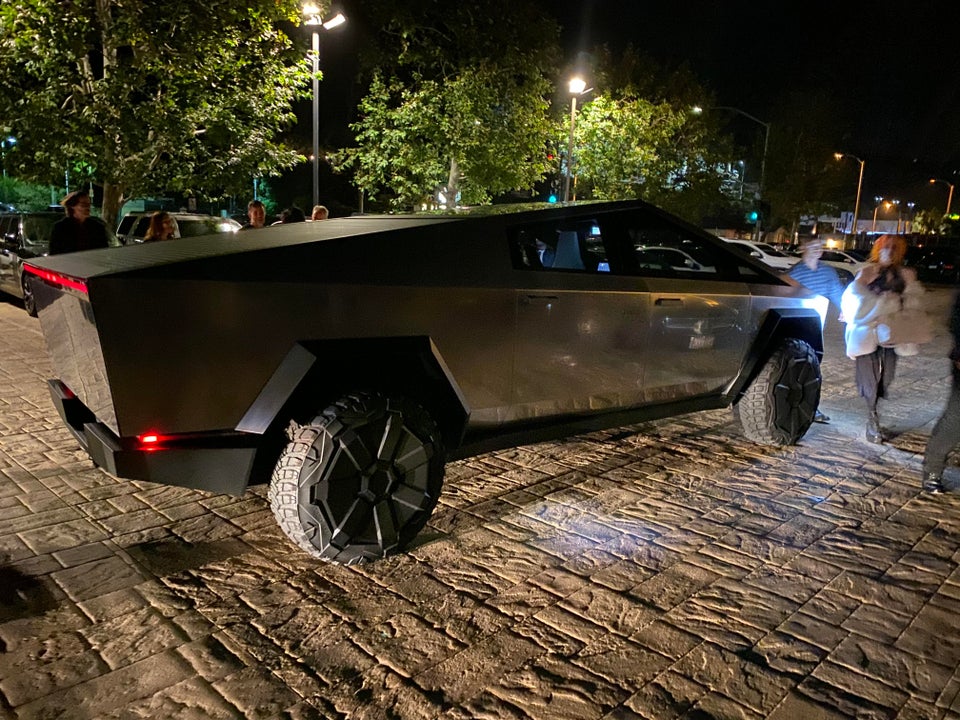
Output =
[
  {"x1": 720, "y1": 238, "x2": 794, "y2": 271},
  {"x1": 819, "y1": 249, "x2": 868, "y2": 276},
  {"x1": 117, "y1": 212, "x2": 241, "y2": 244},
  {"x1": 635, "y1": 245, "x2": 715, "y2": 273}
]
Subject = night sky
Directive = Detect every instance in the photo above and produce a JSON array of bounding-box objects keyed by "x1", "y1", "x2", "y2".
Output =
[
  {"x1": 549, "y1": 0, "x2": 960, "y2": 203},
  {"x1": 316, "y1": 0, "x2": 960, "y2": 209}
]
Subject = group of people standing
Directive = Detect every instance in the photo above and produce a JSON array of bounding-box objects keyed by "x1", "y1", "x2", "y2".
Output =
[
  {"x1": 789, "y1": 234, "x2": 953, "y2": 494},
  {"x1": 239, "y1": 200, "x2": 328, "y2": 229}
]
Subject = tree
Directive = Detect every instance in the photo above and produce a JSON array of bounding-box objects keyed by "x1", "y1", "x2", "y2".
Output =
[
  {"x1": 762, "y1": 91, "x2": 849, "y2": 233},
  {"x1": 0, "y1": 0, "x2": 313, "y2": 226},
  {"x1": 564, "y1": 47, "x2": 730, "y2": 223},
  {"x1": 333, "y1": 0, "x2": 559, "y2": 210}
]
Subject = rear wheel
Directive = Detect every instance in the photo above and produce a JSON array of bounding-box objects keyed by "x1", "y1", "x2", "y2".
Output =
[
  {"x1": 21, "y1": 273, "x2": 37, "y2": 317},
  {"x1": 735, "y1": 338, "x2": 821, "y2": 445},
  {"x1": 268, "y1": 391, "x2": 445, "y2": 564}
]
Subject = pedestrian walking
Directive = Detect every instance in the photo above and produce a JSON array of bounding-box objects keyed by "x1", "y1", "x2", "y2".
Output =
[
  {"x1": 788, "y1": 236, "x2": 847, "y2": 423},
  {"x1": 841, "y1": 234, "x2": 932, "y2": 443},
  {"x1": 922, "y1": 291, "x2": 960, "y2": 493},
  {"x1": 48, "y1": 190, "x2": 113, "y2": 254}
]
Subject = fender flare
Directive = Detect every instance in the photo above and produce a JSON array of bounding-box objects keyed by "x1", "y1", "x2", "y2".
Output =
[
  {"x1": 727, "y1": 308, "x2": 824, "y2": 403},
  {"x1": 236, "y1": 336, "x2": 470, "y2": 466}
]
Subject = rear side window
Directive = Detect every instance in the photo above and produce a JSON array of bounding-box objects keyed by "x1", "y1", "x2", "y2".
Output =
[
  {"x1": 117, "y1": 215, "x2": 137, "y2": 234},
  {"x1": 179, "y1": 219, "x2": 220, "y2": 238},
  {"x1": 22, "y1": 215, "x2": 56, "y2": 250},
  {"x1": 623, "y1": 214, "x2": 736, "y2": 280},
  {"x1": 509, "y1": 218, "x2": 611, "y2": 273}
]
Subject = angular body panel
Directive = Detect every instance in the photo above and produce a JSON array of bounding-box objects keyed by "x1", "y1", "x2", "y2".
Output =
[{"x1": 27, "y1": 201, "x2": 825, "y2": 496}]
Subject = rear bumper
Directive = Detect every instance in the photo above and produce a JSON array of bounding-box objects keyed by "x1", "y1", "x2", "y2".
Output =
[{"x1": 48, "y1": 379, "x2": 259, "y2": 495}]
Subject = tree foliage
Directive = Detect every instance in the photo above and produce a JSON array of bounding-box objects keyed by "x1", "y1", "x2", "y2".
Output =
[
  {"x1": 567, "y1": 47, "x2": 730, "y2": 223},
  {"x1": 333, "y1": 0, "x2": 559, "y2": 210},
  {"x1": 762, "y1": 90, "x2": 849, "y2": 232},
  {"x1": 0, "y1": 0, "x2": 313, "y2": 225}
]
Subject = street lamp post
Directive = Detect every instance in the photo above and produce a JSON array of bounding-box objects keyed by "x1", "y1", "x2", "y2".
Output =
[
  {"x1": 834, "y1": 152, "x2": 865, "y2": 239},
  {"x1": 563, "y1": 76, "x2": 587, "y2": 203},
  {"x1": 929, "y1": 178, "x2": 955, "y2": 216},
  {"x1": 692, "y1": 105, "x2": 770, "y2": 239},
  {"x1": 303, "y1": 5, "x2": 345, "y2": 209},
  {"x1": 872, "y1": 196, "x2": 883, "y2": 232}
]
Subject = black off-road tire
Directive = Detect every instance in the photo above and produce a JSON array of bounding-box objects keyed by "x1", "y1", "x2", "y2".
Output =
[
  {"x1": 735, "y1": 338, "x2": 821, "y2": 446},
  {"x1": 268, "y1": 391, "x2": 445, "y2": 564}
]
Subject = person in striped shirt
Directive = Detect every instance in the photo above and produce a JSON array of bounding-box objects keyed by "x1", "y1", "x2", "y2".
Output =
[{"x1": 788, "y1": 237, "x2": 848, "y2": 423}]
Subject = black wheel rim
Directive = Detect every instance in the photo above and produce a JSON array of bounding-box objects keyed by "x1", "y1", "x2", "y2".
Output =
[{"x1": 772, "y1": 355, "x2": 820, "y2": 438}]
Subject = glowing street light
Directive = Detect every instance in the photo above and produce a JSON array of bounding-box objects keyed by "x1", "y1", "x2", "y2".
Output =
[
  {"x1": 929, "y1": 177, "x2": 955, "y2": 216},
  {"x1": 834, "y1": 152, "x2": 865, "y2": 237},
  {"x1": 563, "y1": 76, "x2": 588, "y2": 203},
  {"x1": 303, "y1": 5, "x2": 346, "y2": 208}
]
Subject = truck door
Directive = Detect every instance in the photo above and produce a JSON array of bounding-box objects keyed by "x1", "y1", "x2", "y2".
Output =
[{"x1": 510, "y1": 218, "x2": 651, "y2": 423}]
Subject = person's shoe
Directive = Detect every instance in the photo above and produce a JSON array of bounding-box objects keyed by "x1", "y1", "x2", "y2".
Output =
[
  {"x1": 923, "y1": 472, "x2": 945, "y2": 494},
  {"x1": 866, "y1": 411, "x2": 883, "y2": 444},
  {"x1": 813, "y1": 410, "x2": 830, "y2": 424}
]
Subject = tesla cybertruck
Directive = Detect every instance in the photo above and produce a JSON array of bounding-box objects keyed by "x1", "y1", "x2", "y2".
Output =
[{"x1": 25, "y1": 201, "x2": 825, "y2": 564}]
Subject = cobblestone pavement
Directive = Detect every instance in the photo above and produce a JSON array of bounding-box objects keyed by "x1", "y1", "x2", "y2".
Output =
[{"x1": 2, "y1": 289, "x2": 960, "y2": 720}]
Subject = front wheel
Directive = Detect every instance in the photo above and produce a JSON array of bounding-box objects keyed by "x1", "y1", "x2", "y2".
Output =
[
  {"x1": 735, "y1": 338, "x2": 821, "y2": 445},
  {"x1": 268, "y1": 391, "x2": 445, "y2": 564}
]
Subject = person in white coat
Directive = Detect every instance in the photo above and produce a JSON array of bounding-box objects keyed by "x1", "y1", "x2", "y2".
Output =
[{"x1": 840, "y1": 234, "x2": 929, "y2": 443}]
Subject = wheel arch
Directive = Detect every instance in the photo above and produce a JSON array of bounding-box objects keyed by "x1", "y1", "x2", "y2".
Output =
[
  {"x1": 728, "y1": 308, "x2": 823, "y2": 403},
  {"x1": 237, "y1": 336, "x2": 470, "y2": 483}
]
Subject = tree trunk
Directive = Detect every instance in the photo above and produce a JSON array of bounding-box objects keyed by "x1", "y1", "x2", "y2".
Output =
[
  {"x1": 101, "y1": 182, "x2": 124, "y2": 230},
  {"x1": 445, "y1": 157, "x2": 460, "y2": 207}
]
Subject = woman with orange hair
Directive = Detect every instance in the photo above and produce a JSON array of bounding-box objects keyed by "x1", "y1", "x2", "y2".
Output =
[{"x1": 841, "y1": 234, "x2": 931, "y2": 444}]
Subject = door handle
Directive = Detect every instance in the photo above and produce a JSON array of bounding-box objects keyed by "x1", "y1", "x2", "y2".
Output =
[
  {"x1": 521, "y1": 294, "x2": 558, "y2": 306},
  {"x1": 655, "y1": 298, "x2": 683, "y2": 306}
]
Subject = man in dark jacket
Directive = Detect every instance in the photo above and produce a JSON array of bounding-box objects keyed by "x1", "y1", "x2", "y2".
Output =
[
  {"x1": 49, "y1": 191, "x2": 112, "y2": 254},
  {"x1": 922, "y1": 291, "x2": 960, "y2": 493}
]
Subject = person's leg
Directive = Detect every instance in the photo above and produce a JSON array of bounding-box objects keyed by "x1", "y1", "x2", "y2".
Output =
[
  {"x1": 877, "y1": 347, "x2": 898, "y2": 400},
  {"x1": 855, "y1": 351, "x2": 883, "y2": 443},
  {"x1": 923, "y1": 372, "x2": 960, "y2": 492}
]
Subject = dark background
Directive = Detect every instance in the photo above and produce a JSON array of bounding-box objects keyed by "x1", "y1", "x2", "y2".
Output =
[{"x1": 299, "y1": 0, "x2": 960, "y2": 213}]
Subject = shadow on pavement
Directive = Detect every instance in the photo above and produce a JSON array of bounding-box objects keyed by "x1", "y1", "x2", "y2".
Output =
[
  {"x1": 0, "y1": 562, "x2": 60, "y2": 625},
  {"x1": 125, "y1": 536, "x2": 251, "y2": 576}
]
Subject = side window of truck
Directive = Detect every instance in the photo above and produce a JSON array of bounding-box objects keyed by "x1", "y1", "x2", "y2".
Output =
[
  {"x1": 509, "y1": 219, "x2": 611, "y2": 273},
  {"x1": 618, "y1": 212, "x2": 740, "y2": 281}
]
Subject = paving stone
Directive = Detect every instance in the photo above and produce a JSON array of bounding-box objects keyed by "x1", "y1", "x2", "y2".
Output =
[
  {"x1": 50, "y1": 554, "x2": 146, "y2": 602},
  {"x1": 670, "y1": 642, "x2": 795, "y2": 715},
  {"x1": 213, "y1": 665, "x2": 310, "y2": 720},
  {"x1": 827, "y1": 632, "x2": 951, "y2": 703},
  {"x1": 415, "y1": 630, "x2": 544, "y2": 704},
  {"x1": 81, "y1": 606, "x2": 189, "y2": 670},
  {"x1": 97, "y1": 676, "x2": 242, "y2": 719},
  {"x1": 13, "y1": 649, "x2": 194, "y2": 719},
  {"x1": 620, "y1": 669, "x2": 707, "y2": 719}
]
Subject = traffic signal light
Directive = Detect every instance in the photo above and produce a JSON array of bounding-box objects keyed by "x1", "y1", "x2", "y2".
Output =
[{"x1": 746, "y1": 210, "x2": 759, "y2": 224}]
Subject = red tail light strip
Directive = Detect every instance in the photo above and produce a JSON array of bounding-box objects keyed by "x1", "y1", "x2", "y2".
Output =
[{"x1": 23, "y1": 264, "x2": 89, "y2": 294}]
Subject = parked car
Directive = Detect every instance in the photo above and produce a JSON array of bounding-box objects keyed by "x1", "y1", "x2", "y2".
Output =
[
  {"x1": 720, "y1": 238, "x2": 795, "y2": 271},
  {"x1": 913, "y1": 247, "x2": 960, "y2": 284},
  {"x1": 0, "y1": 210, "x2": 61, "y2": 316},
  {"x1": 819, "y1": 249, "x2": 868, "y2": 276},
  {"x1": 116, "y1": 211, "x2": 241, "y2": 244},
  {"x1": 634, "y1": 245, "x2": 715, "y2": 273},
  {"x1": 25, "y1": 200, "x2": 826, "y2": 564}
]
